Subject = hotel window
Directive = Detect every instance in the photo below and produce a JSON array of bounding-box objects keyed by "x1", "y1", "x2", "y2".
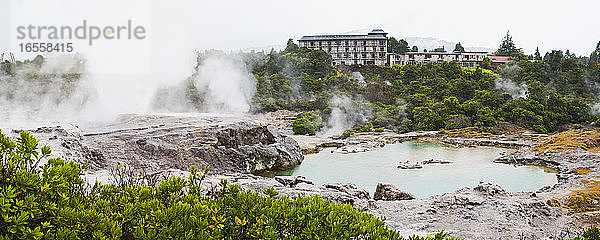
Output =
[
  {"x1": 379, "y1": 47, "x2": 385, "y2": 51},
  {"x1": 379, "y1": 40, "x2": 385, "y2": 45},
  {"x1": 310, "y1": 42, "x2": 314, "y2": 46},
  {"x1": 345, "y1": 41, "x2": 349, "y2": 46},
  {"x1": 328, "y1": 47, "x2": 332, "y2": 52},
  {"x1": 345, "y1": 47, "x2": 349, "y2": 52},
  {"x1": 362, "y1": 53, "x2": 366, "y2": 58},
  {"x1": 362, "y1": 41, "x2": 366, "y2": 45}
]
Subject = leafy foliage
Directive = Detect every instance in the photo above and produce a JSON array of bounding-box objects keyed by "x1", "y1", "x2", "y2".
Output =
[
  {"x1": 388, "y1": 37, "x2": 410, "y2": 54},
  {"x1": 292, "y1": 112, "x2": 323, "y2": 135}
]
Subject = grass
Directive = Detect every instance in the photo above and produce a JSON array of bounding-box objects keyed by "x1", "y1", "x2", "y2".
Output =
[
  {"x1": 533, "y1": 130, "x2": 600, "y2": 153},
  {"x1": 564, "y1": 179, "x2": 600, "y2": 213},
  {"x1": 574, "y1": 168, "x2": 594, "y2": 175}
]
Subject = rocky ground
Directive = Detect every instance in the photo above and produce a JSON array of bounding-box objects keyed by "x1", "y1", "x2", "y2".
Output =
[{"x1": 2, "y1": 113, "x2": 599, "y2": 239}]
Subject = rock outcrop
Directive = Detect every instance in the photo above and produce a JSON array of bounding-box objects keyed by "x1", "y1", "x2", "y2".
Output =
[
  {"x1": 13, "y1": 114, "x2": 304, "y2": 174},
  {"x1": 373, "y1": 183, "x2": 415, "y2": 200}
]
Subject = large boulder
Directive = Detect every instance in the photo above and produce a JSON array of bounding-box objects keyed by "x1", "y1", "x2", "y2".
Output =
[{"x1": 373, "y1": 183, "x2": 415, "y2": 201}]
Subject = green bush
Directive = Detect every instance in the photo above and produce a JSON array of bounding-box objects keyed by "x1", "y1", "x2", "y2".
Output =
[
  {"x1": 292, "y1": 112, "x2": 323, "y2": 135},
  {"x1": 353, "y1": 122, "x2": 373, "y2": 132},
  {"x1": 340, "y1": 130, "x2": 355, "y2": 139},
  {"x1": 2, "y1": 130, "x2": 462, "y2": 239}
]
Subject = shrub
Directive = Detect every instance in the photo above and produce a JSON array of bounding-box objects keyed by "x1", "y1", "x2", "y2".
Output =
[
  {"x1": 292, "y1": 112, "x2": 323, "y2": 135},
  {"x1": 340, "y1": 130, "x2": 355, "y2": 139}
]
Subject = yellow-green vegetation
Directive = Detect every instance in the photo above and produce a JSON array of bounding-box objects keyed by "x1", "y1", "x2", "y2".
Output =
[
  {"x1": 533, "y1": 130, "x2": 600, "y2": 153},
  {"x1": 291, "y1": 112, "x2": 323, "y2": 135},
  {"x1": 573, "y1": 168, "x2": 594, "y2": 175},
  {"x1": 564, "y1": 179, "x2": 600, "y2": 213},
  {"x1": 0, "y1": 130, "x2": 461, "y2": 239}
]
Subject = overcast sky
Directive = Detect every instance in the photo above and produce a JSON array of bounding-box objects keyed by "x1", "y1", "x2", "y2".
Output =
[{"x1": 1, "y1": 0, "x2": 599, "y2": 66}]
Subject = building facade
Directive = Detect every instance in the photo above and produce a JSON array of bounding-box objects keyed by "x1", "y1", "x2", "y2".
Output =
[
  {"x1": 298, "y1": 29, "x2": 388, "y2": 66},
  {"x1": 489, "y1": 56, "x2": 510, "y2": 68},
  {"x1": 388, "y1": 51, "x2": 489, "y2": 68}
]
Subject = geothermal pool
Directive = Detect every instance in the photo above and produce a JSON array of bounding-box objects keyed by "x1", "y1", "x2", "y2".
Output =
[{"x1": 277, "y1": 141, "x2": 557, "y2": 198}]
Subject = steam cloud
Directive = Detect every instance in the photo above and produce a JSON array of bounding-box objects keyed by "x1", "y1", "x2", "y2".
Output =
[
  {"x1": 321, "y1": 94, "x2": 371, "y2": 136},
  {"x1": 0, "y1": 54, "x2": 95, "y2": 124},
  {"x1": 495, "y1": 64, "x2": 527, "y2": 99},
  {"x1": 151, "y1": 51, "x2": 256, "y2": 114}
]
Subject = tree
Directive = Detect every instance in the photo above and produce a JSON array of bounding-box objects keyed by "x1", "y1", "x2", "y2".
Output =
[
  {"x1": 283, "y1": 38, "x2": 299, "y2": 53},
  {"x1": 534, "y1": 47, "x2": 542, "y2": 61},
  {"x1": 590, "y1": 41, "x2": 600, "y2": 63},
  {"x1": 433, "y1": 46, "x2": 446, "y2": 53},
  {"x1": 496, "y1": 31, "x2": 523, "y2": 56},
  {"x1": 411, "y1": 46, "x2": 419, "y2": 52},
  {"x1": 481, "y1": 57, "x2": 491, "y2": 69},
  {"x1": 412, "y1": 106, "x2": 443, "y2": 130},
  {"x1": 301, "y1": 48, "x2": 333, "y2": 78},
  {"x1": 388, "y1": 37, "x2": 410, "y2": 53},
  {"x1": 453, "y1": 42, "x2": 465, "y2": 52}
]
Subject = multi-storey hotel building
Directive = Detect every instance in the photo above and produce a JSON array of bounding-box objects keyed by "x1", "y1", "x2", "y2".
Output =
[
  {"x1": 388, "y1": 51, "x2": 489, "y2": 68},
  {"x1": 298, "y1": 29, "x2": 388, "y2": 66}
]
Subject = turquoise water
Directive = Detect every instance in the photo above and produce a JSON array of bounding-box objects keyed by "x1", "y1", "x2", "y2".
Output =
[{"x1": 278, "y1": 141, "x2": 557, "y2": 198}]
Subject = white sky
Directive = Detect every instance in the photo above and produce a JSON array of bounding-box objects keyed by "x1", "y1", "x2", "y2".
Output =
[{"x1": 1, "y1": 0, "x2": 599, "y2": 65}]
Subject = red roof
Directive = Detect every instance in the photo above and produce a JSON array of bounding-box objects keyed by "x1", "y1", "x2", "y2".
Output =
[{"x1": 490, "y1": 56, "x2": 510, "y2": 63}]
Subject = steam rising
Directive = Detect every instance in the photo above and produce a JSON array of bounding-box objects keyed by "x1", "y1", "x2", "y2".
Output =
[
  {"x1": 0, "y1": 54, "x2": 95, "y2": 123},
  {"x1": 321, "y1": 95, "x2": 371, "y2": 136},
  {"x1": 193, "y1": 52, "x2": 256, "y2": 113},
  {"x1": 350, "y1": 72, "x2": 366, "y2": 87},
  {"x1": 151, "y1": 51, "x2": 256, "y2": 114},
  {"x1": 495, "y1": 64, "x2": 527, "y2": 99}
]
